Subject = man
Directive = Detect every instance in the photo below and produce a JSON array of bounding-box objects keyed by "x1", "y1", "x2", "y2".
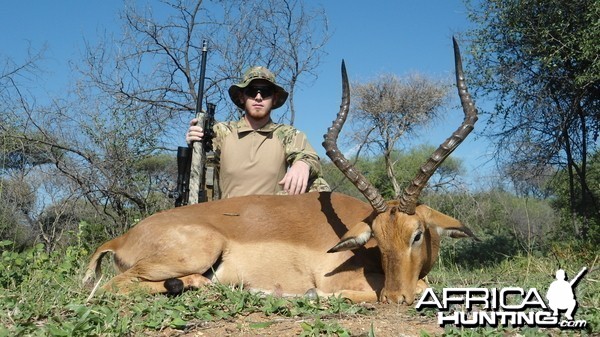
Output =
[
  {"x1": 546, "y1": 268, "x2": 586, "y2": 321},
  {"x1": 186, "y1": 66, "x2": 329, "y2": 198}
]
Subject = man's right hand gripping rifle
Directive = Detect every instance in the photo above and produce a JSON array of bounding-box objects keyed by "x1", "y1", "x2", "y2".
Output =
[
  {"x1": 186, "y1": 118, "x2": 210, "y2": 145},
  {"x1": 183, "y1": 102, "x2": 216, "y2": 205}
]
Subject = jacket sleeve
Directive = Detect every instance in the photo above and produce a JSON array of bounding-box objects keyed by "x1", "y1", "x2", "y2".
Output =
[
  {"x1": 281, "y1": 128, "x2": 323, "y2": 179},
  {"x1": 211, "y1": 122, "x2": 233, "y2": 162}
]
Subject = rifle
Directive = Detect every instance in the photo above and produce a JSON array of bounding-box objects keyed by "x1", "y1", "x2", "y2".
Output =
[
  {"x1": 170, "y1": 40, "x2": 216, "y2": 207},
  {"x1": 569, "y1": 267, "x2": 587, "y2": 287}
]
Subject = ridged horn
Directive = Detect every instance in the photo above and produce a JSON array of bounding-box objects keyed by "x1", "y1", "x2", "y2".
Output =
[
  {"x1": 323, "y1": 60, "x2": 388, "y2": 213},
  {"x1": 397, "y1": 37, "x2": 479, "y2": 214}
]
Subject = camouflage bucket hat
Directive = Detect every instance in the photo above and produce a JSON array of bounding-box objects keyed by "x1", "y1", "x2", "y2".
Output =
[{"x1": 228, "y1": 66, "x2": 289, "y2": 110}]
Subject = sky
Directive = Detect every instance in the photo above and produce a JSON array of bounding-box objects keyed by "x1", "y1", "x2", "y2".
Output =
[{"x1": 0, "y1": 0, "x2": 496, "y2": 185}]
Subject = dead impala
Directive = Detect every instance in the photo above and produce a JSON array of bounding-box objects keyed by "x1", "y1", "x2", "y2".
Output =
[{"x1": 83, "y1": 38, "x2": 478, "y2": 304}]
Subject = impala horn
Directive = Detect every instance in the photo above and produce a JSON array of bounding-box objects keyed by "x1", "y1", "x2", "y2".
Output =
[
  {"x1": 397, "y1": 37, "x2": 478, "y2": 214},
  {"x1": 323, "y1": 60, "x2": 388, "y2": 213}
]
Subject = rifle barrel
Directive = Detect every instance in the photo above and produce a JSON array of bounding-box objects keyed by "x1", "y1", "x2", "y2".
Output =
[{"x1": 195, "y1": 40, "x2": 208, "y2": 118}]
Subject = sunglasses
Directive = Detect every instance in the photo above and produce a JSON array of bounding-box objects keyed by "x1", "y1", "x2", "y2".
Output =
[{"x1": 243, "y1": 86, "x2": 274, "y2": 98}]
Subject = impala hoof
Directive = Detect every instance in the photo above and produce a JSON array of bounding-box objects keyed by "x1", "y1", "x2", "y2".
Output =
[
  {"x1": 304, "y1": 288, "x2": 319, "y2": 300},
  {"x1": 164, "y1": 278, "x2": 184, "y2": 296}
]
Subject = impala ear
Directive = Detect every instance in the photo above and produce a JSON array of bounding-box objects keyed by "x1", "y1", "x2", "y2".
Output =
[
  {"x1": 327, "y1": 221, "x2": 372, "y2": 253},
  {"x1": 438, "y1": 226, "x2": 479, "y2": 240},
  {"x1": 417, "y1": 205, "x2": 480, "y2": 241}
]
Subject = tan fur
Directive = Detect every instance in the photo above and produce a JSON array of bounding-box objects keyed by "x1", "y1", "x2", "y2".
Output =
[{"x1": 83, "y1": 192, "x2": 475, "y2": 304}]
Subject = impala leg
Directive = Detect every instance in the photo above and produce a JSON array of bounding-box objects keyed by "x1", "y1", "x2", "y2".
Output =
[
  {"x1": 101, "y1": 272, "x2": 212, "y2": 294},
  {"x1": 336, "y1": 290, "x2": 379, "y2": 302},
  {"x1": 416, "y1": 278, "x2": 429, "y2": 294},
  {"x1": 162, "y1": 274, "x2": 212, "y2": 295},
  {"x1": 98, "y1": 233, "x2": 225, "y2": 294},
  {"x1": 305, "y1": 288, "x2": 378, "y2": 303},
  {"x1": 306, "y1": 276, "x2": 429, "y2": 303},
  {"x1": 305, "y1": 272, "x2": 383, "y2": 303},
  {"x1": 100, "y1": 272, "x2": 149, "y2": 294},
  {"x1": 335, "y1": 280, "x2": 427, "y2": 304},
  {"x1": 98, "y1": 260, "x2": 220, "y2": 295}
]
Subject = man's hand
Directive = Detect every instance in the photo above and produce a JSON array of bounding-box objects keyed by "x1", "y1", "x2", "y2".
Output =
[
  {"x1": 186, "y1": 118, "x2": 204, "y2": 145},
  {"x1": 279, "y1": 161, "x2": 310, "y2": 195}
]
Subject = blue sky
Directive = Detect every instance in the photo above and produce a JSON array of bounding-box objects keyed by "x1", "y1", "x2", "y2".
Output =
[{"x1": 1, "y1": 0, "x2": 496, "y2": 184}]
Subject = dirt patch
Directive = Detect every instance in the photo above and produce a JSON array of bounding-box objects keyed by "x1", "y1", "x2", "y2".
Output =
[{"x1": 157, "y1": 303, "x2": 443, "y2": 336}]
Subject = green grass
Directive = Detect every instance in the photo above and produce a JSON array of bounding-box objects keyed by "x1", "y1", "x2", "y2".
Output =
[
  {"x1": 0, "y1": 241, "x2": 367, "y2": 336},
  {"x1": 0, "y1": 239, "x2": 598, "y2": 336}
]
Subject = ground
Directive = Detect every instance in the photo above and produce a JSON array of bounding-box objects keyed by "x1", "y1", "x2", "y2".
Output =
[{"x1": 155, "y1": 303, "x2": 444, "y2": 337}]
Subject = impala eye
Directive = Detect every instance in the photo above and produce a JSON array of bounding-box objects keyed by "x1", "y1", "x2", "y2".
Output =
[{"x1": 413, "y1": 230, "x2": 423, "y2": 244}]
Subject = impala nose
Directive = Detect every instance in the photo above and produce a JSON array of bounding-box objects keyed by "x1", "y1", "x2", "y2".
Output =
[{"x1": 380, "y1": 290, "x2": 416, "y2": 305}]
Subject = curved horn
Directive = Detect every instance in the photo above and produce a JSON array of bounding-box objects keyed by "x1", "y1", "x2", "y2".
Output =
[
  {"x1": 397, "y1": 37, "x2": 479, "y2": 214},
  {"x1": 323, "y1": 60, "x2": 388, "y2": 213}
]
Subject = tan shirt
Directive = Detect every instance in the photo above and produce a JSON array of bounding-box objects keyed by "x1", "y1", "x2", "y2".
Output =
[{"x1": 212, "y1": 118, "x2": 329, "y2": 198}]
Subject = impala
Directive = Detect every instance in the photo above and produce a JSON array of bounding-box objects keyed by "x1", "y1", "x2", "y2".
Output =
[{"x1": 83, "y1": 38, "x2": 478, "y2": 304}]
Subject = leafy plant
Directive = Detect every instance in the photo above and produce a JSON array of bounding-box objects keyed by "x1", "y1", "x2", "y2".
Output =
[{"x1": 299, "y1": 317, "x2": 352, "y2": 337}]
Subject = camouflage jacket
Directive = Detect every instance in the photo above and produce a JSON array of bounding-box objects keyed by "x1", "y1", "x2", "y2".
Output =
[{"x1": 211, "y1": 118, "x2": 330, "y2": 198}]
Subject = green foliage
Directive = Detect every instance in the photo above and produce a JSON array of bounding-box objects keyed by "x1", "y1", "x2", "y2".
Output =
[
  {"x1": 0, "y1": 131, "x2": 57, "y2": 170},
  {"x1": 0, "y1": 241, "x2": 89, "y2": 336},
  {"x1": 0, "y1": 177, "x2": 36, "y2": 249},
  {"x1": 466, "y1": 0, "x2": 599, "y2": 102},
  {"x1": 425, "y1": 188, "x2": 560, "y2": 269},
  {"x1": 0, "y1": 240, "x2": 370, "y2": 336},
  {"x1": 323, "y1": 144, "x2": 464, "y2": 200},
  {"x1": 465, "y1": 0, "x2": 599, "y2": 241},
  {"x1": 546, "y1": 149, "x2": 600, "y2": 244},
  {"x1": 299, "y1": 317, "x2": 351, "y2": 337}
]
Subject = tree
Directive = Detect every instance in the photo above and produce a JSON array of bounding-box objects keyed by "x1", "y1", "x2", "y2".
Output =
[
  {"x1": 1, "y1": 45, "x2": 50, "y2": 173},
  {"x1": 549, "y1": 149, "x2": 600, "y2": 243},
  {"x1": 81, "y1": 0, "x2": 329, "y2": 126},
  {"x1": 348, "y1": 73, "x2": 450, "y2": 197},
  {"x1": 502, "y1": 162, "x2": 555, "y2": 199},
  {"x1": 0, "y1": 47, "x2": 51, "y2": 249},
  {"x1": 465, "y1": 0, "x2": 600, "y2": 240}
]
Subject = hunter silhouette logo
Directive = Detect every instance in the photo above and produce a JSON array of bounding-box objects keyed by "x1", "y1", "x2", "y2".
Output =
[
  {"x1": 415, "y1": 266, "x2": 588, "y2": 329},
  {"x1": 546, "y1": 267, "x2": 587, "y2": 321}
]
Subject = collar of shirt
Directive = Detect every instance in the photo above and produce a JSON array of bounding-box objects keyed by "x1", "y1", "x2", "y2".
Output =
[{"x1": 235, "y1": 117, "x2": 281, "y2": 135}]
